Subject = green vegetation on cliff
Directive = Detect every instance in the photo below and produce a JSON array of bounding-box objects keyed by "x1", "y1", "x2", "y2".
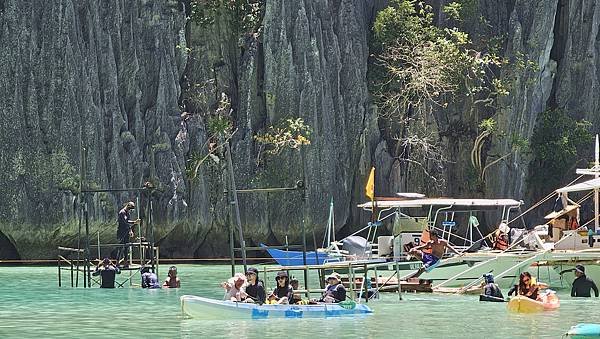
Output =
[
  {"x1": 528, "y1": 109, "x2": 592, "y2": 195},
  {"x1": 371, "y1": 0, "x2": 506, "y2": 193}
]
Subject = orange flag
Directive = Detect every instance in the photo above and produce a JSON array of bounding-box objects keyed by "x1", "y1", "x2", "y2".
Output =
[{"x1": 365, "y1": 167, "x2": 375, "y2": 201}]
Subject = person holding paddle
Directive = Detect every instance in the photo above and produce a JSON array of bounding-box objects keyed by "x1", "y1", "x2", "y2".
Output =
[{"x1": 408, "y1": 229, "x2": 462, "y2": 278}]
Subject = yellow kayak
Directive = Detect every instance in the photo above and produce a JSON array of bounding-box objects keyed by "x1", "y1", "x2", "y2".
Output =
[{"x1": 507, "y1": 294, "x2": 560, "y2": 313}]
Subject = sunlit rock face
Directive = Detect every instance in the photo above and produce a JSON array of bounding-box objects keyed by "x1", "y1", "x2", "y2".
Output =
[{"x1": 2, "y1": 0, "x2": 599, "y2": 259}]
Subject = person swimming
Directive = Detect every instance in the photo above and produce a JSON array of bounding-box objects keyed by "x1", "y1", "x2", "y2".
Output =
[{"x1": 163, "y1": 266, "x2": 180, "y2": 288}]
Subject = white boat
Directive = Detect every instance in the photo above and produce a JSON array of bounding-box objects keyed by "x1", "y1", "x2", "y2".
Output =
[
  {"x1": 357, "y1": 136, "x2": 600, "y2": 290},
  {"x1": 180, "y1": 295, "x2": 373, "y2": 319}
]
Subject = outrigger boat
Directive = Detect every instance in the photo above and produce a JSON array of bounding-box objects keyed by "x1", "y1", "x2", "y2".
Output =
[
  {"x1": 355, "y1": 137, "x2": 600, "y2": 290},
  {"x1": 263, "y1": 198, "x2": 385, "y2": 266},
  {"x1": 180, "y1": 295, "x2": 373, "y2": 319}
]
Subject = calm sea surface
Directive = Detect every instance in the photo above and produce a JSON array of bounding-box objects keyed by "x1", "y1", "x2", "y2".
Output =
[{"x1": 0, "y1": 264, "x2": 599, "y2": 338}]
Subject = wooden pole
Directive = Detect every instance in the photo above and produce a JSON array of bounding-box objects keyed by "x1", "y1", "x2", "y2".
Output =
[
  {"x1": 225, "y1": 142, "x2": 247, "y2": 272},
  {"x1": 58, "y1": 257, "x2": 61, "y2": 287},
  {"x1": 396, "y1": 261, "x2": 402, "y2": 300}
]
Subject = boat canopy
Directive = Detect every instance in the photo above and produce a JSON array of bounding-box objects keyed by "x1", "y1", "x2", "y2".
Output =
[
  {"x1": 556, "y1": 178, "x2": 600, "y2": 193},
  {"x1": 358, "y1": 198, "x2": 522, "y2": 209}
]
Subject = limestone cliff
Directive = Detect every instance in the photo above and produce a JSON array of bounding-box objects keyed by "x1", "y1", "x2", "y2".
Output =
[{"x1": 0, "y1": 0, "x2": 598, "y2": 259}]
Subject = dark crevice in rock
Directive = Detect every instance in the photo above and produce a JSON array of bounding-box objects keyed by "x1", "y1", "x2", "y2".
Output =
[
  {"x1": 0, "y1": 230, "x2": 20, "y2": 260},
  {"x1": 546, "y1": 0, "x2": 569, "y2": 110}
]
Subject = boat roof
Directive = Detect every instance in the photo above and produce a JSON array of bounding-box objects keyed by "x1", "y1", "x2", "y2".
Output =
[
  {"x1": 358, "y1": 198, "x2": 523, "y2": 209},
  {"x1": 556, "y1": 178, "x2": 600, "y2": 193}
]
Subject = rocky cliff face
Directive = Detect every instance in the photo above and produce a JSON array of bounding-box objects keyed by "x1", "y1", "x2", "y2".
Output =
[{"x1": 1, "y1": 0, "x2": 598, "y2": 259}]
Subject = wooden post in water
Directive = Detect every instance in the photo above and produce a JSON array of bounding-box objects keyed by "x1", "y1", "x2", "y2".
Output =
[
  {"x1": 58, "y1": 257, "x2": 61, "y2": 287},
  {"x1": 396, "y1": 261, "x2": 402, "y2": 300}
]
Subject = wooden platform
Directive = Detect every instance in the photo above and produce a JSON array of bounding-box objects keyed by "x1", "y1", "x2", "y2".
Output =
[{"x1": 342, "y1": 276, "x2": 433, "y2": 293}]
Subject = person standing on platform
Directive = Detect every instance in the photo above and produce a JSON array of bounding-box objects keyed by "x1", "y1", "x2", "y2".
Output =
[
  {"x1": 93, "y1": 258, "x2": 121, "y2": 288},
  {"x1": 572, "y1": 265, "x2": 599, "y2": 297},
  {"x1": 116, "y1": 201, "x2": 140, "y2": 268}
]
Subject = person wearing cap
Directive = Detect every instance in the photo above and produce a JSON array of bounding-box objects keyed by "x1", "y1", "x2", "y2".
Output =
[
  {"x1": 571, "y1": 265, "x2": 599, "y2": 297},
  {"x1": 163, "y1": 266, "x2": 181, "y2": 288},
  {"x1": 482, "y1": 273, "x2": 503, "y2": 299},
  {"x1": 267, "y1": 271, "x2": 293, "y2": 304},
  {"x1": 92, "y1": 258, "x2": 121, "y2": 288},
  {"x1": 140, "y1": 266, "x2": 161, "y2": 289},
  {"x1": 222, "y1": 273, "x2": 248, "y2": 301},
  {"x1": 116, "y1": 201, "x2": 141, "y2": 267},
  {"x1": 319, "y1": 272, "x2": 346, "y2": 303},
  {"x1": 244, "y1": 267, "x2": 266, "y2": 304}
]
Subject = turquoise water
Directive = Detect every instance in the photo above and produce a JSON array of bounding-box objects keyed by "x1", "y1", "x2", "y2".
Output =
[{"x1": 1, "y1": 265, "x2": 599, "y2": 338}]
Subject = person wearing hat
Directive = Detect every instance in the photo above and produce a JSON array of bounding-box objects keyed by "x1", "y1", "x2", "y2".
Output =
[
  {"x1": 319, "y1": 272, "x2": 346, "y2": 303},
  {"x1": 571, "y1": 265, "x2": 598, "y2": 297},
  {"x1": 140, "y1": 266, "x2": 161, "y2": 289},
  {"x1": 267, "y1": 271, "x2": 293, "y2": 304},
  {"x1": 116, "y1": 201, "x2": 141, "y2": 267},
  {"x1": 482, "y1": 273, "x2": 503, "y2": 299},
  {"x1": 92, "y1": 257, "x2": 121, "y2": 288},
  {"x1": 222, "y1": 273, "x2": 248, "y2": 301},
  {"x1": 244, "y1": 267, "x2": 266, "y2": 304}
]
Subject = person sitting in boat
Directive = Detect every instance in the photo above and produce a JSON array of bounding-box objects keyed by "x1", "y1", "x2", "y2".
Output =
[
  {"x1": 571, "y1": 265, "x2": 599, "y2": 298},
  {"x1": 163, "y1": 266, "x2": 181, "y2": 288},
  {"x1": 244, "y1": 267, "x2": 266, "y2": 304},
  {"x1": 92, "y1": 257, "x2": 121, "y2": 288},
  {"x1": 319, "y1": 272, "x2": 346, "y2": 303},
  {"x1": 407, "y1": 229, "x2": 462, "y2": 278},
  {"x1": 289, "y1": 278, "x2": 303, "y2": 304},
  {"x1": 140, "y1": 266, "x2": 161, "y2": 289},
  {"x1": 508, "y1": 272, "x2": 538, "y2": 300},
  {"x1": 482, "y1": 273, "x2": 503, "y2": 299},
  {"x1": 222, "y1": 273, "x2": 248, "y2": 302},
  {"x1": 268, "y1": 271, "x2": 293, "y2": 304},
  {"x1": 492, "y1": 223, "x2": 510, "y2": 250}
]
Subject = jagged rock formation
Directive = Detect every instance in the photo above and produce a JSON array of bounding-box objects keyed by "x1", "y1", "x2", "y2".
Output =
[{"x1": 0, "y1": 0, "x2": 599, "y2": 259}]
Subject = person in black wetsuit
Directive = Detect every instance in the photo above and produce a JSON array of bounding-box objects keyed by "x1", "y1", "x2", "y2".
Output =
[
  {"x1": 244, "y1": 267, "x2": 266, "y2": 304},
  {"x1": 116, "y1": 201, "x2": 140, "y2": 267},
  {"x1": 571, "y1": 265, "x2": 599, "y2": 297},
  {"x1": 482, "y1": 273, "x2": 504, "y2": 299},
  {"x1": 93, "y1": 258, "x2": 121, "y2": 288}
]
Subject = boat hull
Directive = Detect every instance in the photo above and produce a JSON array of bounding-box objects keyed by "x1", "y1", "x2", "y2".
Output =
[
  {"x1": 180, "y1": 295, "x2": 373, "y2": 319},
  {"x1": 566, "y1": 323, "x2": 600, "y2": 338},
  {"x1": 260, "y1": 244, "x2": 339, "y2": 266},
  {"x1": 506, "y1": 295, "x2": 559, "y2": 313}
]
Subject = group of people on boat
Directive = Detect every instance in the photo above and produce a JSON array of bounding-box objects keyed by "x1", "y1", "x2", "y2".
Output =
[
  {"x1": 221, "y1": 268, "x2": 346, "y2": 305},
  {"x1": 93, "y1": 258, "x2": 180, "y2": 289}
]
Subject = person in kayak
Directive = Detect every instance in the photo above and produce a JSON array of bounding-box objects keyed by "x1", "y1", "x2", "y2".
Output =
[
  {"x1": 267, "y1": 271, "x2": 293, "y2": 304},
  {"x1": 508, "y1": 272, "x2": 538, "y2": 299},
  {"x1": 571, "y1": 265, "x2": 599, "y2": 297},
  {"x1": 289, "y1": 278, "x2": 303, "y2": 304},
  {"x1": 482, "y1": 273, "x2": 503, "y2": 299},
  {"x1": 140, "y1": 266, "x2": 161, "y2": 289},
  {"x1": 408, "y1": 229, "x2": 463, "y2": 278},
  {"x1": 244, "y1": 267, "x2": 266, "y2": 304},
  {"x1": 319, "y1": 272, "x2": 347, "y2": 303},
  {"x1": 163, "y1": 266, "x2": 180, "y2": 288},
  {"x1": 92, "y1": 257, "x2": 121, "y2": 288},
  {"x1": 222, "y1": 273, "x2": 248, "y2": 301}
]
